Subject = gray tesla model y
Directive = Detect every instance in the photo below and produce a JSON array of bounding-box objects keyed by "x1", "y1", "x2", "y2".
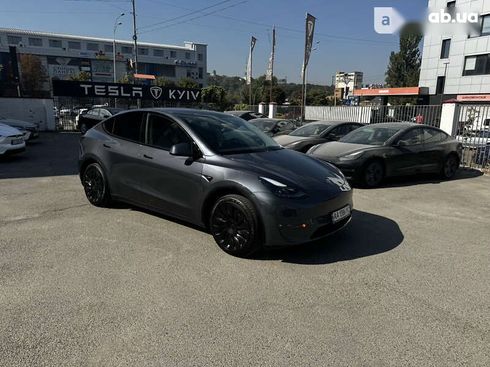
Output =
[{"x1": 79, "y1": 109, "x2": 353, "y2": 256}]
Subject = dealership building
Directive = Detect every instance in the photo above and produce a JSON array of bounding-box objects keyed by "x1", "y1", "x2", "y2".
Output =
[
  {"x1": 419, "y1": 0, "x2": 490, "y2": 100},
  {"x1": 0, "y1": 28, "x2": 208, "y2": 91}
]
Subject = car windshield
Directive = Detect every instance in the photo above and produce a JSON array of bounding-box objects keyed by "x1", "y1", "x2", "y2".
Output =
[
  {"x1": 249, "y1": 119, "x2": 276, "y2": 131},
  {"x1": 340, "y1": 125, "x2": 403, "y2": 145},
  {"x1": 175, "y1": 112, "x2": 282, "y2": 155},
  {"x1": 290, "y1": 123, "x2": 330, "y2": 137}
]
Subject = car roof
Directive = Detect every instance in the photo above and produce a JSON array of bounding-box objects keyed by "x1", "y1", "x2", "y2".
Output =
[
  {"x1": 308, "y1": 121, "x2": 360, "y2": 126},
  {"x1": 367, "y1": 122, "x2": 417, "y2": 129},
  {"x1": 224, "y1": 110, "x2": 252, "y2": 115}
]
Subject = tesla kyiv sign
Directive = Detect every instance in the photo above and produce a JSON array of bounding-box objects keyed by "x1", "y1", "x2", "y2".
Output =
[{"x1": 52, "y1": 80, "x2": 201, "y2": 102}]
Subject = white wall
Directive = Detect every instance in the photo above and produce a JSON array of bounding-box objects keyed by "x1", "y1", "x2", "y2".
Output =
[{"x1": 0, "y1": 98, "x2": 55, "y2": 131}]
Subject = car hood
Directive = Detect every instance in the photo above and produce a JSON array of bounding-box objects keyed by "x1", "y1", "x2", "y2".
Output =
[
  {"x1": 310, "y1": 141, "x2": 377, "y2": 159},
  {"x1": 0, "y1": 123, "x2": 22, "y2": 136},
  {"x1": 273, "y1": 135, "x2": 312, "y2": 146},
  {"x1": 223, "y1": 148, "x2": 349, "y2": 196},
  {"x1": 0, "y1": 118, "x2": 37, "y2": 129}
]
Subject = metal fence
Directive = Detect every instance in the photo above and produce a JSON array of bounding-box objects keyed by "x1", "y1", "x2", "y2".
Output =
[
  {"x1": 305, "y1": 105, "x2": 442, "y2": 127},
  {"x1": 454, "y1": 104, "x2": 490, "y2": 171}
]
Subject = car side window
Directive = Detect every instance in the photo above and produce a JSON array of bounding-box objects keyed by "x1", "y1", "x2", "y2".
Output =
[
  {"x1": 146, "y1": 114, "x2": 191, "y2": 150},
  {"x1": 349, "y1": 124, "x2": 362, "y2": 132},
  {"x1": 330, "y1": 125, "x2": 350, "y2": 138},
  {"x1": 103, "y1": 117, "x2": 115, "y2": 133},
  {"x1": 398, "y1": 128, "x2": 425, "y2": 145},
  {"x1": 423, "y1": 128, "x2": 448, "y2": 144},
  {"x1": 111, "y1": 112, "x2": 145, "y2": 143}
]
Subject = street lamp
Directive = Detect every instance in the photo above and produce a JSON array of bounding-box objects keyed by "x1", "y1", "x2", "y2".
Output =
[{"x1": 113, "y1": 13, "x2": 125, "y2": 84}]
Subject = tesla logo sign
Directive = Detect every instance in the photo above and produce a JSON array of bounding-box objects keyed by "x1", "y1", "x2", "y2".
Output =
[
  {"x1": 52, "y1": 80, "x2": 201, "y2": 102},
  {"x1": 327, "y1": 176, "x2": 351, "y2": 192},
  {"x1": 150, "y1": 86, "x2": 163, "y2": 99}
]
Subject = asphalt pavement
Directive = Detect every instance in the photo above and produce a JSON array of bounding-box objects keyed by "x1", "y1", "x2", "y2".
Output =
[{"x1": 0, "y1": 133, "x2": 489, "y2": 366}]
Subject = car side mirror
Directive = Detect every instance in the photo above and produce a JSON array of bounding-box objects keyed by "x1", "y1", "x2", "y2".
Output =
[{"x1": 170, "y1": 142, "x2": 193, "y2": 157}]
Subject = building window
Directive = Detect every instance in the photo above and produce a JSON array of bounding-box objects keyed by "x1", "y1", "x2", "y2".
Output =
[
  {"x1": 436, "y1": 76, "x2": 446, "y2": 94},
  {"x1": 197, "y1": 53, "x2": 203, "y2": 61},
  {"x1": 104, "y1": 44, "x2": 113, "y2": 53},
  {"x1": 447, "y1": 1, "x2": 456, "y2": 16},
  {"x1": 87, "y1": 43, "x2": 99, "y2": 51},
  {"x1": 68, "y1": 41, "x2": 81, "y2": 50},
  {"x1": 170, "y1": 50, "x2": 176, "y2": 58},
  {"x1": 185, "y1": 52, "x2": 191, "y2": 60},
  {"x1": 138, "y1": 48, "x2": 148, "y2": 55},
  {"x1": 121, "y1": 46, "x2": 133, "y2": 54},
  {"x1": 49, "y1": 39, "x2": 62, "y2": 48},
  {"x1": 463, "y1": 54, "x2": 490, "y2": 76},
  {"x1": 7, "y1": 36, "x2": 22, "y2": 45},
  {"x1": 481, "y1": 15, "x2": 490, "y2": 36},
  {"x1": 440, "y1": 39, "x2": 451, "y2": 59},
  {"x1": 153, "y1": 49, "x2": 164, "y2": 57},
  {"x1": 186, "y1": 70, "x2": 192, "y2": 77},
  {"x1": 198, "y1": 67, "x2": 203, "y2": 79},
  {"x1": 28, "y1": 37, "x2": 42, "y2": 47}
]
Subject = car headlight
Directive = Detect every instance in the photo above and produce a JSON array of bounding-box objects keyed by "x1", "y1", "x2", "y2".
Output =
[
  {"x1": 306, "y1": 144, "x2": 321, "y2": 154},
  {"x1": 259, "y1": 177, "x2": 307, "y2": 199},
  {"x1": 339, "y1": 151, "x2": 364, "y2": 161}
]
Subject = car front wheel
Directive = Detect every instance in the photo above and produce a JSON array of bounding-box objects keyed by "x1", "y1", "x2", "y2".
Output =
[
  {"x1": 362, "y1": 160, "x2": 385, "y2": 188},
  {"x1": 441, "y1": 154, "x2": 459, "y2": 179},
  {"x1": 210, "y1": 194, "x2": 261, "y2": 257},
  {"x1": 82, "y1": 163, "x2": 111, "y2": 207}
]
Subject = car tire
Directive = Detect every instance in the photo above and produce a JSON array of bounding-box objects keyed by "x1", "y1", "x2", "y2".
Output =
[
  {"x1": 361, "y1": 160, "x2": 385, "y2": 188},
  {"x1": 81, "y1": 163, "x2": 112, "y2": 207},
  {"x1": 80, "y1": 123, "x2": 88, "y2": 135},
  {"x1": 441, "y1": 154, "x2": 459, "y2": 179},
  {"x1": 210, "y1": 194, "x2": 261, "y2": 257}
]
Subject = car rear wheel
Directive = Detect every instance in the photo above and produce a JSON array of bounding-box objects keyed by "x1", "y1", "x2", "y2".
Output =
[
  {"x1": 80, "y1": 123, "x2": 88, "y2": 135},
  {"x1": 362, "y1": 160, "x2": 385, "y2": 188},
  {"x1": 82, "y1": 163, "x2": 111, "y2": 207},
  {"x1": 441, "y1": 154, "x2": 459, "y2": 179},
  {"x1": 210, "y1": 194, "x2": 261, "y2": 257}
]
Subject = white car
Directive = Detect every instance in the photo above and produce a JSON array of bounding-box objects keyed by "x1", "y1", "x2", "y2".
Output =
[
  {"x1": 0, "y1": 123, "x2": 26, "y2": 156},
  {"x1": 59, "y1": 108, "x2": 72, "y2": 117},
  {"x1": 75, "y1": 108, "x2": 88, "y2": 129},
  {"x1": 0, "y1": 115, "x2": 39, "y2": 141},
  {"x1": 456, "y1": 130, "x2": 490, "y2": 149}
]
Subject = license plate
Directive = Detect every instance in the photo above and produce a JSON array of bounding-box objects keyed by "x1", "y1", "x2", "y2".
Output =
[
  {"x1": 332, "y1": 205, "x2": 351, "y2": 224},
  {"x1": 11, "y1": 138, "x2": 23, "y2": 145}
]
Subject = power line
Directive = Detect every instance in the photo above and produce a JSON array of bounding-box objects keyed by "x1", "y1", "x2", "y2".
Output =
[
  {"x1": 138, "y1": 0, "x2": 235, "y2": 31},
  {"x1": 138, "y1": 1, "x2": 247, "y2": 35}
]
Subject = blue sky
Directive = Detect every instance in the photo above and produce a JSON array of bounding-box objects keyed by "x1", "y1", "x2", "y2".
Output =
[{"x1": 1, "y1": 0, "x2": 428, "y2": 85}]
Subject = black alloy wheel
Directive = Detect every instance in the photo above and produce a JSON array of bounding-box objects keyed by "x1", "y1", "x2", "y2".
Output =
[
  {"x1": 210, "y1": 194, "x2": 260, "y2": 257},
  {"x1": 82, "y1": 163, "x2": 111, "y2": 207},
  {"x1": 362, "y1": 160, "x2": 385, "y2": 188},
  {"x1": 442, "y1": 154, "x2": 459, "y2": 179}
]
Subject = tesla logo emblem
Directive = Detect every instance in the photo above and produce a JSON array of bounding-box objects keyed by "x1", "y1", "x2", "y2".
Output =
[
  {"x1": 327, "y1": 176, "x2": 351, "y2": 192},
  {"x1": 150, "y1": 86, "x2": 163, "y2": 100}
]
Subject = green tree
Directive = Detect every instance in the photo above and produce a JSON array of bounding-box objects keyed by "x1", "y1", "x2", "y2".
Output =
[
  {"x1": 201, "y1": 85, "x2": 229, "y2": 110},
  {"x1": 155, "y1": 76, "x2": 176, "y2": 87},
  {"x1": 19, "y1": 54, "x2": 48, "y2": 96},
  {"x1": 385, "y1": 22, "x2": 423, "y2": 88},
  {"x1": 70, "y1": 71, "x2": 91, "y2": 81},
  {"x1": 177, "y1": 77, "x2": 199, "y2": 89}
]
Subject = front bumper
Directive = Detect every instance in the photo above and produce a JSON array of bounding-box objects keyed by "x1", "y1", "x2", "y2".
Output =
[{"x1": 253, "y1": 190, "x2": 354, "y2": 247}]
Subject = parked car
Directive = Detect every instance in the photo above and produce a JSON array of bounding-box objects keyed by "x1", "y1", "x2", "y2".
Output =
[
  {"x1": 79, "y1": 109, "x2": 353, "y2": 257},
  {"x1": 225, "y1": 110, "x2": 267, "y2": 121},
  {"x1": 0, "y1": 115, "x2": 39, "y2": 141},
  {"x1": 0, "y1": 123, "x2": 26, "y2": 156},
  {"x1": 75, "y1": 108, "x2": 89, "y2": 128},
  {"x1": 456, "y1": 130, "x2": 490, "y2": 149},
  {"x1": 77, "y1": 107, "x2": 124, "y2": 134},
  {"x1": 307, "y1": 123, "x2": 462, "y2": 188},
  {"x1": 248, "y1": 118, "x2": 297, "y2": 136},
  {"x1": 274, "y1": 121, "x2": 364, "y2": 153}
]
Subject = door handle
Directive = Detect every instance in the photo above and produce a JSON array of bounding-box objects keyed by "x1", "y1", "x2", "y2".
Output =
[
  {"x1": 103, "y1": 143, "x2": 112, "y2": 149},
  {"x1": 143, "y1": 154, "x2": 153, "y2": 160}
]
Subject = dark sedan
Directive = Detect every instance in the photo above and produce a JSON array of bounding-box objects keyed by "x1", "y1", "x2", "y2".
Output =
[
  {"x1": 224, "y1": 110, "x2": 267, "y2": 121},
  {"x1": 248, "y1": 118, "x2": 297, "y2": 136},
  {"x1": 79, "y1": 109, "x2": 353, "y2": 257},
  {"x1": 307, "y1": 123, "x2": 462, "y2": 187},
  {"x1": 77, "y1": 107, "x2": 124, "y2": 134},
  {"x1": 274, "y1": 121, "x2": 363, "y2": 153}
]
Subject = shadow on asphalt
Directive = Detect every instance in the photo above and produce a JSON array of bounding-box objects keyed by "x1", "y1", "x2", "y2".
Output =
[
  {"x1": 0, "y1": 132, "x2": 80, "y2": 179},
  {"x1": 353, "y1": 168, "x2": 483, "y2": 189},
  {"x1": 255, "y1": 209, "x2": 404, "y2": 265}
]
